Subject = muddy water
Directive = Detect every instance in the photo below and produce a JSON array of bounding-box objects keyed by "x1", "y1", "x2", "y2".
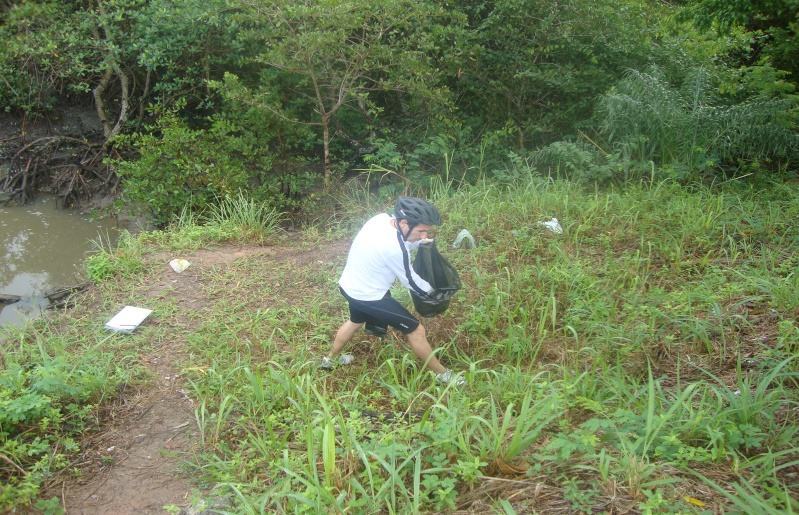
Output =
[{"x1": 0, "y1": 196, "x2": 117, "y2": 327}]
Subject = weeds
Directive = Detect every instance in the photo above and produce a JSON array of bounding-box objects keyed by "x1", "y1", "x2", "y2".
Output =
[
  {"x1": 85, "y1": 231, "x2": 144, "y2": 281},
  {"x1": 5, "y1": 176, "x2": 799, "y2": 512}
]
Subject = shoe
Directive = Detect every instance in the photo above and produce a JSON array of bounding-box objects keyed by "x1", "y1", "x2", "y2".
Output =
[
  {"x1": 435, "y1": 369, "x2": 466, "y2": 387},
  {"x1": 320, "y1": 354, "x2": 355, "y2": 370}
]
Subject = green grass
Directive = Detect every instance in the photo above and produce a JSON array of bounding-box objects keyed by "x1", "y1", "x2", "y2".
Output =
[
  {"x1": 3, "y1": 175, "x2": 798, "y2": 512},
  {"x1": 0, "y1": 309, "x2": 147, "y2": 510}
]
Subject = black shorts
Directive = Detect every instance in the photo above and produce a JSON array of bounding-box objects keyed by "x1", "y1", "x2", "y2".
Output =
[{"x1": 339, "y1": 287, "x2": 419, "y2": 334}]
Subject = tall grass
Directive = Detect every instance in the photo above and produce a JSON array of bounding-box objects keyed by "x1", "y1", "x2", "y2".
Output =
[
  {"x1": 6, "y1": 171, "x2": 799, "y2": 512},
  {"x1": 208, "y1": 191, "x2": 284, "y2": 243}
]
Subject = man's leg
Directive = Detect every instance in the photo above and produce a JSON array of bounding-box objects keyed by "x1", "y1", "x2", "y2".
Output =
[
  {"x1": 405, "y1": 324, "x2": 446, "y2": 374},
  {"x1": 328, "y1": 320, "x2": 363, "y2": 358}
]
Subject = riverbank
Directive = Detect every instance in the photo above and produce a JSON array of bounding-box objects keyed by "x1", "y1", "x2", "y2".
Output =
[
  {"x1": 2, "y1": 177, "x2": 798, "y2": 512},
  {"x1": 0, "y1": 195, "x2": 119, "y2": 327}
]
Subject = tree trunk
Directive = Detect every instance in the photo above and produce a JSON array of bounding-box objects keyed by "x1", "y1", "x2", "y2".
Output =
[
  {"x1": 107, "y1": 64, "x2": 130, "y2": 142},
  {"x1": 322, "y1": 113, "x2": 331, "y2": 185},
  {"x1": 94, "y1": 68, "x2": 113, "y2": 138}
]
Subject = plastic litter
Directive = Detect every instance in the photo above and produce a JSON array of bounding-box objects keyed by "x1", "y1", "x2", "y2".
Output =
[
  {"x1": 537, "y1": 217, "x2": 563, "y2": 234},
  {"x1": 169, "y1": 258, "x2": 191, "y2": 273},
  {"x1": 452, "y1": 229, "x2": 476, "y2": 249},
  {"x1": 105, "y1": 305, "x2": 153, "y2": 333}
]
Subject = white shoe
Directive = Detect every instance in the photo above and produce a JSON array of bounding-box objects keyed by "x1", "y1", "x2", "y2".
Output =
[
  {"x1": 338, "y1": 353, "x2": 355, "y2": 365},
  {"x1": 436, "y1": 369, "x2": 466, "y2": 387}
]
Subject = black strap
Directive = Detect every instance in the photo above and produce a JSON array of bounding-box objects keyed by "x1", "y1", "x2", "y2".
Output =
[{"x1": 395, "y1": 229, "x2": 431, "y2": 299}]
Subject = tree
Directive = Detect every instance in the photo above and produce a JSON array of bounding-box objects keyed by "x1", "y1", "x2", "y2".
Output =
[
  {"x1": 241, "y1": 0, "x2": 450, "y2": 183},
  {"x1": 453, "y1": 0, "x2": 659, "y2": 148},
  {"x1": 682, "y1": 0, "x2": 799, "y2": 88}
]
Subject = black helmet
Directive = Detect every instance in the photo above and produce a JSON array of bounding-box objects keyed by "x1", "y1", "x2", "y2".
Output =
[{"x1": 394, "y1": 196, "x2": 441, "y2": 226}]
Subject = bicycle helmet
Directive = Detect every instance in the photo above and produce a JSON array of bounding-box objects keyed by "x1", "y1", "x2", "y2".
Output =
[{"x1": 394, "y1": 196, "x2": 441, "y2": 226}]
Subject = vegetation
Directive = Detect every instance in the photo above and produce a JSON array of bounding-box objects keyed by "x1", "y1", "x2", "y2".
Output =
[
  {"x1": 2, "y1": 0, "x2": 797, "y2": 214},
  {"x1": 0, "y1": 303, "x2": 145, "y2": 509},
  {"x1": 3, "y1": 172, "x2": 798, "y2": 511},
  {"x1": 1, "y1": 0, "x2": 798, "y2": 511}
]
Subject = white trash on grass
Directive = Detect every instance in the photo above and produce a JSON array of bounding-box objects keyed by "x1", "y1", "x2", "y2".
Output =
[
  {"x1": 169, "y1": 258, "x2": 191, "y2": 273},
  {"x1": 105, "y1": 306, "x2": 153, "y2": 333},
  {"x1": 452, "y1": 229, "x2": 476, "y2": 249},
  {"x1": 537, "y1": 217, "x2": 563, "y2": 234}
]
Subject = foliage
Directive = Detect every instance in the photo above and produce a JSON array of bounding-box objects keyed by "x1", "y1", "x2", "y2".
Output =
[
  {"x1": 681, "y1": 0, "x2": 799, "y2": 87},
  {"x1": 453, "y1": 0, "x2": 660, "y2": 147},
  {"x1": 0, "y1": 2, "x2": 94, "y2": 113},
  {"x1": 526, "y1": 141, "x2": 632, "y2": 183},
  {"x1": 0, "y1": 321, "x2": 141, "y2": 510},
  {"x1": 595, "y1": 67, "x2": 799, "y2": 176},
  {"x1": 232, "y1": 0, "x2": 458, "y2": 179},
  {"x1": 114, "y1": 108, "x2": 294, "y2": 225},
  {"x1": 207, "y1": 191, "x2": 284, "y2": 244},
  {"x1": 85, "y1": 231, "x2": 145, "y2": 282}
]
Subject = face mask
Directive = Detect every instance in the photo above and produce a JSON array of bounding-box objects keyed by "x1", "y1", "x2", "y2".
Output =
[{"x1": 404, "y1": 239, "x2": 421, "y2": 250}]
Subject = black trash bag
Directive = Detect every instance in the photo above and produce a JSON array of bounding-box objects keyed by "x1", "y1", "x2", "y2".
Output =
[{"x1": 411, "y1": 242, "x2": 461, "y2": 317}]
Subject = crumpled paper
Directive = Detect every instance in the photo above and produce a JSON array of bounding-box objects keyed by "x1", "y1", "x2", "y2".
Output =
[{"x1": 169, "y1": 258, "x2": 191, "y2": 273}]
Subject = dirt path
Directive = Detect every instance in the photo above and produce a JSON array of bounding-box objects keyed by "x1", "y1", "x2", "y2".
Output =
[
  {"x1": 56, "y1": 243, "x2": 347, "y2": 514},
  {"x1": 58, "y1": 246, "x2": 272, "y2": 513},
  {"x1": 61, "y1": 351, "x2": 197, "y2": 514}
]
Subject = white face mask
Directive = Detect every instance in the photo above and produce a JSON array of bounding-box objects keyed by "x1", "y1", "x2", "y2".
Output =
[
  {"x1": 404, "y1": 238, "x2": 434, "y2": 250},
  {"x1": 404, "y1": 239, "x2": 422, "y2": 250}
]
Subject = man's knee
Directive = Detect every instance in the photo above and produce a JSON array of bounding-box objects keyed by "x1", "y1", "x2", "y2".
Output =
[{"x1": 407, "y1": 323, "x2": 426, "y2": 339}]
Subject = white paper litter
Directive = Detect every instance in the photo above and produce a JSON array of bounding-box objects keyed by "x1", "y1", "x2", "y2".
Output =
[
  {"x1": 169, "y1": 258, "x2": 191, "y2": 273},
  {"x1": 105, "y1": 306, "x2": 152, "y2": 333},
  {"x1": 537, "y1": 217, "x2": 563, "y2": 234}
]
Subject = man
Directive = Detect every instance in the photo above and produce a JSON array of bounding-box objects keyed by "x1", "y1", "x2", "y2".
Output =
[{"x1": 321, "y1": 196, "x2": 464, "y2": 386}]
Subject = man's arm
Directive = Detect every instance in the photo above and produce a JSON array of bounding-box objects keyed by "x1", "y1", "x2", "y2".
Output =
[{"x1": 390, "y1": 232, "x2": 433, "y2": 297}]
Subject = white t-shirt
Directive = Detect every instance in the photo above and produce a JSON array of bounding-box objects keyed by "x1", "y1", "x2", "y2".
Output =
[{"x1": 338, "y1": 213, "x2": 433, "y2": 301}]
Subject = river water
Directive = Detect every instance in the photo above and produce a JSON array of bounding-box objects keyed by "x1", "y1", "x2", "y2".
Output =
[{"x1": 0, "y1": 196, "x2": 117, "y2": 327}]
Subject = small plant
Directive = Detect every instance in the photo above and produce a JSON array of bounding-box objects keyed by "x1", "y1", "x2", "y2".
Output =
[
  {"x1": 85, "y1": 231, "x2": 144, "y2": 281},
  {"x1": 208, "y1": 191, "x2": 284, "y2": 243}
]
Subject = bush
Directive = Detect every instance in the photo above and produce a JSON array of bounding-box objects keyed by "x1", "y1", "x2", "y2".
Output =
[
  {"x1": 527, "y1": 141, "x2": 628, "y2": 183},
  {"x1": 0, "y1": 327, "x2": 138, "y2": 510},
  {"x1": 114, "y1": 111, "x2": 299, "y2": 225},
  {"x1": 595, "y1": 66, "x2": 799, "y2": 174}
]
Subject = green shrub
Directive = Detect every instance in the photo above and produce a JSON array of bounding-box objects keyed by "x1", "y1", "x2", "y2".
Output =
[
  {"x1": 0, "y1": 2, "x2": 93, "y2": 114},
  {"x1": 0, "y1": 327, "x2": 138, "y2": 510},
  {"x1": 596, "y1": 66, "x2": 799, "y2": 174},
  {"x1": 114, "y1": 110, "x2": 298, "y2": 225}
]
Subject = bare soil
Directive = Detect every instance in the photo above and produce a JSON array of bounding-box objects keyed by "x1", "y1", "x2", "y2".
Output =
[{"x1": 54, "y1": 242, "x2": 347, "y2": 514}]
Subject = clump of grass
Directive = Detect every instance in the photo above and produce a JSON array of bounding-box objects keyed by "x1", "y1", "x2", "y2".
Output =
[
  {"x1": 85, "y1": 230, "x2": 145, "y2": 281},
  {"x1": 208, "y1": 191, "x2": 284, "y2": 243},
  {"x1": 135, "y1": 193, "x2": 284, "y2": 251}
]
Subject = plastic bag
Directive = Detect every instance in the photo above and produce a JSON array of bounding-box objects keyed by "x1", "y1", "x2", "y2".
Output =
[
  {"x1": 411, "y1": 242, "x2": 461, "y2": 317},
  {"x1": 537, "y1": 217, "x2": 563, "y2": 234},
  {"x1": 452, "y1": 229, "x2": 476, "y2": 249}
]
